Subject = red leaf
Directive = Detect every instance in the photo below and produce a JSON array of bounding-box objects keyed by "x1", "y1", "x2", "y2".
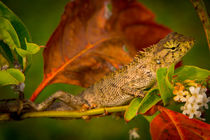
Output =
[
  {"x1": 30, "y1": 0, "x2": 171, "y2": 101},
  {"x1": 143, "y1": 105, "x2": 159, "y2": 116},
  {"x1": 150, "y1": 106, "x2": 210, "y2": 140}
]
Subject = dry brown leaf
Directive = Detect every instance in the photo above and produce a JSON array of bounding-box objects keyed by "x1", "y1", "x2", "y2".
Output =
[{"x1": 31, "y1": 0, "x2": 171, "y2": 101}]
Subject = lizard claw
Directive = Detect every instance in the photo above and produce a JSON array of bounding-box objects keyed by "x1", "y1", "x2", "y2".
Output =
[
  {"x1": 80, "y1": 103, "x2": 91, "y2": 111},
  {"x1": 90, "y1": 103, "x2": 97, "y2": 109}
]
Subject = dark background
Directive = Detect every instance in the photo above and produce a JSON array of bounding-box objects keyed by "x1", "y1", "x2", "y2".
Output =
[{"x1": 0, "y1": 0, "x2": 209, "y2": 140}]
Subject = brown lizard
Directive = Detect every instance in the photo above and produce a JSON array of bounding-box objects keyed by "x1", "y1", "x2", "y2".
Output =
[{"x1": 29, "y1": 32, "x2": 194, "y2": 111}]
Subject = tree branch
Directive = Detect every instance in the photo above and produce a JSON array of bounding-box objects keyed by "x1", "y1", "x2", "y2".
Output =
[
  {"x1": 190, "y1": 0, "x2": 210, "y2": 50},
  {"x1": 0, "y1": 105, "x2": 128, "y2": 121}
]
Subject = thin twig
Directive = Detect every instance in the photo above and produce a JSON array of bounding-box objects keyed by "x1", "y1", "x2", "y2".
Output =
[{"x1": 190, "y1": 0, "x2": 210, "y2": 50}]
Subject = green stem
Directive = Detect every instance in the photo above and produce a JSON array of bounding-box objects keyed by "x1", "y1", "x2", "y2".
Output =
[{"x1": 21, "y1": 105, "x2": 128, "y2": 119}]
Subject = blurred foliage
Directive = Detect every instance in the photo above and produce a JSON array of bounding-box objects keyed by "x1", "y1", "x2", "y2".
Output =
[
  {"x1": 0, "y1": 1, "x2": 40, "y2": 70},
  {"x1": 0, "y1": 0, "x2": 209, "y2": 140}
]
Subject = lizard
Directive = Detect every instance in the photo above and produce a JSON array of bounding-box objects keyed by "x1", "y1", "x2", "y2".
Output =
[{"x1": 28, "y1": 32, "x2": 194, "y2": 111}]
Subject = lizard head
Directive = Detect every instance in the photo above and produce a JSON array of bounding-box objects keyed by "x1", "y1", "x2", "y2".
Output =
[{"x1": 151, "y1": 32, "x2": 194, "y2": 69}]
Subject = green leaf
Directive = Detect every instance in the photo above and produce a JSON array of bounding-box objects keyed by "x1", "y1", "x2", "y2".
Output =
[
  {"x1": 138, "y1": 88, "x2": 161, "y2": 114},
  {"x1": 0, "y1": 17, "x2": 21, "y2": 49},
  {"x1": 175, "y1": 65, "x2": 210, "y2": 81},
  {"x1": 124, "y1": 98, "x2": 142, "y2": 122},
  {"x1": 124, "y1": 89, "x2": 161, "y2": 122},
  {"x1": 157, "y1": 67, "x2": 173, "y2": 105},
  {"x1": 0, "y1": 68, "x2": 25, "y2": 86},
  {"x1": 0, "y1": 53, "x2": 9, "y2": 67},
  {"x1": 143, "y1": 111, "x2": 160, "y2": 122},
  {"x1": 0, "y1": 40, "x2": 14, "y2": 66},
  {"x1": 16, "y1": 39, "x2": 40, "y2": 57},
  {"x1": 0, "y1": 2, "x2": 33, "y2": 70},
  {"x1": 0, "y1": 17, "x2": 20, "y2": 66},
  {"x1": 165, "y1": 64, "x2": 174, "y2": 90},
  {"x1": 0, "y1": 1, "x2": 31, "y2": 49}
]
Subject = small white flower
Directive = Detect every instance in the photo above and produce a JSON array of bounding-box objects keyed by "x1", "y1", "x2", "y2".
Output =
[
  {"x1": 181, "y1": 105, "x2": 189, "y2": 115},
  {"x1": 180, "y1": 91, "x2": 190, "y2": 102},
  {"x1": 180, "y1": 97, "x2": 187, "y2": 102},
  {"x1": 180, "y1": 106, "x2": 184, "y2": 111},
  {"x1": 188, "y1": 107, "x2": 201, "y2": 119},
  {"x1": 182, "y1": 110, "x2": 189, "y2": 115},
  {"x1": 200, "y1": 87, "x2": 207, "y2": 93},
  {"x1": 173, "y1": 90, "x2": 190, "y2": 102},
  {"x1": 195, "y1": 94, "x2": 204, "y2": 104},
  {"x1": 129, "y1": 128, "x2": 140, "y2": 140},
  {"x1": 195, "y1": 111, "x2": 202, "y2": 118},
  {"x1": 187, "y1": 102, "x2": 199, "y2": 110},
  {"x1": 187, "y1": 96, "x2": 195, "y2": 104},
  {"x1": 202, "y1": 96, "x2": 210, "y2": 109},
  {"x1": 173, "y1": 94, "x2": 182, "y2": 102},
  {"x1": 174, "y1": 82, "x2": 209, "y2": 120},
  {"x1": 189, "y1": 86, "x2": 200, "y2": 95}
]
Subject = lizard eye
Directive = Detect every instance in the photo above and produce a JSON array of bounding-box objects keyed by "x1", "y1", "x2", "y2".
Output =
[
  {"x1": 156, "y1": 59, "x2": 161, "y2": 64},
  {"x1": 170, "y1": 43, "x2": 180, "y2": 50},
  {"x1": 171, "y1": 47, "x2": 176, "y2": 50}
]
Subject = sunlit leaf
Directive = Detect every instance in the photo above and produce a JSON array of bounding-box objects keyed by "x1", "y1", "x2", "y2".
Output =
[
  {"x1": 174, "y1": 65, "x2": 210, "y2": 81},
  {"x1": 138, "y1": 89, "x2": 161, "y2": 114},
  {"x1": 165, "y1": 63, "x2": 174, "y2": 90},
  {"x1": 157, "y1": 68, "x2": 173, "y2": 105},
  {"x1": 0, "y1": 53, "x2": 9, "y2": 67},
  {"x1": 124, "y1": 88, "x2": 161, "y2": 122},
  {"x1": 0, "y1": 41, "x2": 14, "y2": 66},
  {"x1": 0, "y1": 1, "x2": 31, "y2": 49},
  {"x1": 124, "y1": 98, "x2": 142, "y2": 122},
  {"x1": 0, "y1": 17, "x2": 20, "y2": 49},
  {"x1": 0, "y1": 17, "x2": 20, "y2": 66},
  {"x1": 16, "y1": 39, "x2": 40, "y2": 57},
  {"x1": 0, "y1": 1, "x2": 35, "y2": 70},
  {"x1": 0, "y1": 68, "x2": 25, "y2": 86}
]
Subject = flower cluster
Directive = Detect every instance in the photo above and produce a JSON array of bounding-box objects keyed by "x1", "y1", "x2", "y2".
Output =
[{"x1": 173, "y1": 80, "x2": 210, "y2": 120}]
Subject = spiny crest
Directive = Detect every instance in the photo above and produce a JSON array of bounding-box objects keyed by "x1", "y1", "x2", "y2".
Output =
[
  {"x1": 131, "y1": 44, "x2": 156, "y2": 63},
  {"x1": 101, "y1": 44, "x2": 157, "y2": 80}
]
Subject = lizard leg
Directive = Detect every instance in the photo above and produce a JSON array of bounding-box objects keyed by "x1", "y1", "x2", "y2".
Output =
[
  {"x1": 26, "y1": 91, "x2": 88, "y2": 111},
  {"x1": 121, "y1": 87, "x2": 145, "y2": 97},
  {"x1": 121, "y1": 78, "x2": 156, "y2": 97}
]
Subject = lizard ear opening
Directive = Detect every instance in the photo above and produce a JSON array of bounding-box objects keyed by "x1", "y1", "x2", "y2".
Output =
[{"x1": 156, "y1": 59, "x2": 161, "y2": 64}]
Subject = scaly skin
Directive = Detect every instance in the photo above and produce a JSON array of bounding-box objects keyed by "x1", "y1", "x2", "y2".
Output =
[{"x1": 33, "y1": 32, "x2": 194, "y2": 111}]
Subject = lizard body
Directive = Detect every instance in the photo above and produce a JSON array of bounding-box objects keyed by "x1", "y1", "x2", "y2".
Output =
[{"x1": 33, "y1": 32, "x2": 194, "y2": 111}]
